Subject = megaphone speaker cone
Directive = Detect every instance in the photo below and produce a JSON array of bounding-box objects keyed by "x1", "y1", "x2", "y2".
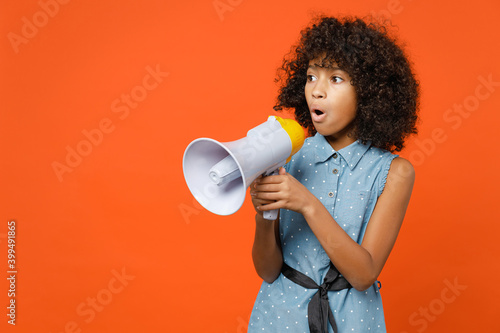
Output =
[{"x1": 183, "y1": 138, "x2": 247, "y2": 216}]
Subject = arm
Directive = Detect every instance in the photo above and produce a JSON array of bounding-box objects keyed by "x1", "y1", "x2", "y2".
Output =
[
  {"x1": 250, "y1": 177, "x2": 283, "y2": 283},
  {"x1": 253, "y1": 158, "x2": 415, "y2": 291}
]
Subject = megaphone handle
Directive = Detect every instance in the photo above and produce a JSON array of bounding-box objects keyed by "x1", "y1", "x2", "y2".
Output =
[
  {"x1": 263, "y1": 208, "x2": 279, "y2": 221},
  {"x1": 263, "y1": 169, "x2": 280, "y2": 221}
]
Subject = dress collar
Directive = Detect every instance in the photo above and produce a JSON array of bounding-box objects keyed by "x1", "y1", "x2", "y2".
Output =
[{"x1": 312, "y1": 133, "x2": 371, "y2": 170}]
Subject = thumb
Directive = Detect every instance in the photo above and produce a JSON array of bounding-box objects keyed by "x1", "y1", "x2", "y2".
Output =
[{"x1": 279, "y1": 167, "x2": 287, "y2": 175}]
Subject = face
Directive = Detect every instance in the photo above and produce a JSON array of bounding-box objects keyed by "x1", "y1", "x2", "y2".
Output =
[{"x1": 304, "y1": 59, "x2": 357, "y2": 150}]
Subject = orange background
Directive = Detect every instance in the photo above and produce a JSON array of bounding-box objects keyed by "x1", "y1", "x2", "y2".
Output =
[{"x1": 1, "y1": 0, "x2": 499, "y2": 332}]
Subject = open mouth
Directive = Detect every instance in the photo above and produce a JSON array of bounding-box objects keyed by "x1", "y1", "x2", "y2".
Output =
[{"x1": 311, "y1": 108, "x2": 326, "y2": 122}]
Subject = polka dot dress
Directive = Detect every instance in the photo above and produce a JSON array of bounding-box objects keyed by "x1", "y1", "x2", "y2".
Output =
[{"x1": 248, "y1": 133, "x2": 397, "y2": 333}]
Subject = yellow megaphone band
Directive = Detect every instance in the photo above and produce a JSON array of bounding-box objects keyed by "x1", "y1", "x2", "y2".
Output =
[{"x1": 275, "y1": 116, "x2": 305, "y2": 161}]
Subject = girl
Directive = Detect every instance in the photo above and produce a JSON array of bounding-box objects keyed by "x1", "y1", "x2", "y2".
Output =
[{"x1": 248, "y1": 16, "x2": 419, "y2": 333}]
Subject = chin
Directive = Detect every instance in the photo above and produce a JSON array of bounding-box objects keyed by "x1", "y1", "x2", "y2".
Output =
[{"x1": 313, "y1": 124, "x2": 336, "y2": 137}]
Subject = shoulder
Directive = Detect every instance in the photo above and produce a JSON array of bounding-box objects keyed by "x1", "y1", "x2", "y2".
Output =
[
  {"x1": 384, "y1": 157, "x2": 415, "y2": 194},
  {"x1": 361, "y1": 145, "x2": 394, "y2": 166},
  {"x1": 388, "y1": 157, "x2": 415, "y2": 183},
  {"x1": 363, "y1": 147, "x2": 412, "y2": 196}
]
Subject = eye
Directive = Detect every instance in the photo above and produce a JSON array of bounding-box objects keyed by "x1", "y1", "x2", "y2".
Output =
[
  {"x1": 306, "y1": 74, "x2": 317, "y2": 82},
  {"x1": 331, "y1": 76, "x2": 344, "y2": 83}
]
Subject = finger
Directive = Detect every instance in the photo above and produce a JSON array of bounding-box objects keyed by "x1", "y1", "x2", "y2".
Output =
[
  {"x1": 257, "y1": 201, "x2": 283, "y2": 212},
  {"x1": 279, "y1": 167, "x2": 287, "y2": 175},
  {"x1": 250, "y1": 190, "x2": 277, "y2": 203},
  {"x1": 251, "y1": 195, "x2": 275, "y2": 205},
  {"x1": 250, "y1": 175, "x2": 263, "y2": 187},
  {"x1": 253, "y1": 191, "x2": 283, "y2": 201},
  {"x1": 253, "y1": 183, "x2": 282, "y2": 192},
  {"x1": 257, "y1": 174, "x2": 283, "y2": 185}
]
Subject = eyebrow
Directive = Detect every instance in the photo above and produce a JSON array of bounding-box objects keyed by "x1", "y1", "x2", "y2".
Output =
[{"x1": 308, "y1": 64, "x2": 343, "y2": 71}]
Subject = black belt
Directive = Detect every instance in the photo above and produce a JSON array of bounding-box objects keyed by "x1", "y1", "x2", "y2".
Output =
[{"x1": 281, "y1": 262, "x2": 352, "y2": 333}]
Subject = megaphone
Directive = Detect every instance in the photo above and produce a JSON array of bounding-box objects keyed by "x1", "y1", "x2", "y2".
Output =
[{"x1": 183, "y1": 116, "x2": 305, "y2": 220}]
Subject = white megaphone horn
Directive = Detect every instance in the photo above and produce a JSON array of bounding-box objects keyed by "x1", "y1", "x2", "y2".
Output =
[{"x1": 182, "y1": 116, "x2": 305, "y2": 220}]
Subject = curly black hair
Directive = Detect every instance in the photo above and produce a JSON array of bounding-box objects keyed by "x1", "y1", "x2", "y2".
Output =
[{"x1": 274, "y1": 16, "x2": 419, "y2": 152}]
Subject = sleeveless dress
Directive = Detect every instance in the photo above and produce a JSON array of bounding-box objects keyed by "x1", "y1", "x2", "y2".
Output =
[{"x1": 248, "y1": 133, "x2": 398, "y2": 333}]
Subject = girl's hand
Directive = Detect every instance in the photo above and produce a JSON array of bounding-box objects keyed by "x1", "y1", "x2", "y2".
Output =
[
  {"x1": 249, "y1": 175, "x2": 276, "y2": 217},
  {"x1": 250, "y1": 168, "x2": 316, "y2": 216}
]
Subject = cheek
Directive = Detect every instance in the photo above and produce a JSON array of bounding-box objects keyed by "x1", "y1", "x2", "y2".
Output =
[
  {"x1": 344, "y1": 90, "x2": 358, "y2": 116},
  {"x1": 348, "y1": 98, "x2": 358, "y2": 116},
  {"x1": 332, "y1": 94, "x2": 357, "y2": 123}
]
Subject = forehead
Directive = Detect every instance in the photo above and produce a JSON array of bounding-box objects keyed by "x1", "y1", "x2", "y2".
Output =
[
  {"x1": 307, "y1": 56, "x2": 353, "y2": 80},
  {"x1": 307, "y1": 59, "x2": 344, "y2": 73},
  {"x1": 308, "y1": 54, "x2": 340, "y2": 69}
]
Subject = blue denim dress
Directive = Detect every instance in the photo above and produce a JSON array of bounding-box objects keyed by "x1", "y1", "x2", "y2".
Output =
[{"x1": 248, "y1": 133, "x2": 398, "y2": 333}]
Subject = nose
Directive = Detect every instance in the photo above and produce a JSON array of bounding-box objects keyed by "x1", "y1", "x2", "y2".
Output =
[{"x1": 311, "y1": 78, "x2": 327, "y2": 99}]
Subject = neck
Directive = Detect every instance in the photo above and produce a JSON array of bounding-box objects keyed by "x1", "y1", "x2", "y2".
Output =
[
  {"x1": 326, "y1": 134, "x2": 356, "y2": 151},
  {"x1": 325, "y1": 123, "x2": 357, "y2": 151}
]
